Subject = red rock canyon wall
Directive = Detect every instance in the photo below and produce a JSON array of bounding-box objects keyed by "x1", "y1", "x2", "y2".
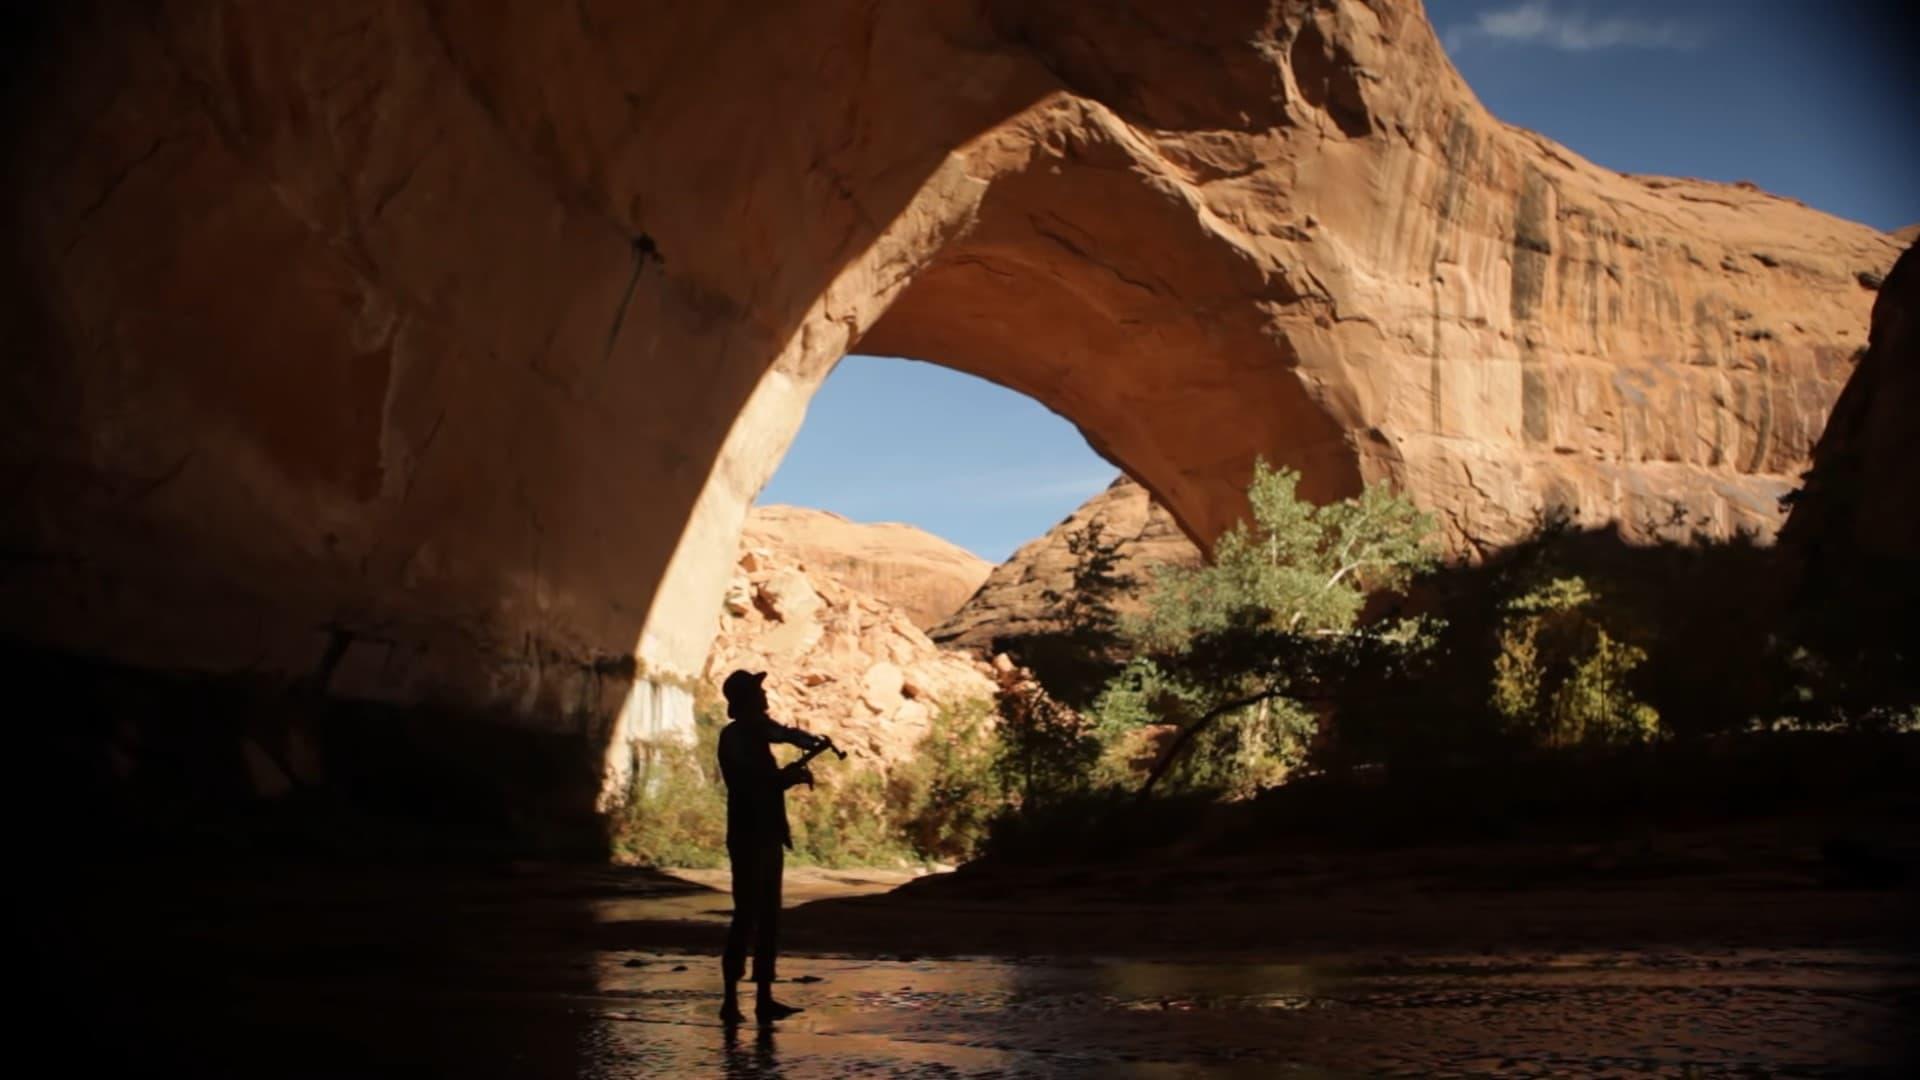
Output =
[{"x1": 0, "y1": 1, "x2": 1900, "y2": 811}]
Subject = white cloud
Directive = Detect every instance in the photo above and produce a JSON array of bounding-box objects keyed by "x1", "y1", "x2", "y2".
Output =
[
  {"x1": 946, "y1": 468, "x2": 1121, "y2": 506},
  {"x1": 1445, "y1": 2, "x2": 1702, "y2": 53}
]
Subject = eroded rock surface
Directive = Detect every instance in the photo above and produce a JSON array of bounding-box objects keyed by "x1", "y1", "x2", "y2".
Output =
[
  {"x1": 0, "y1": 1, "x2": 1903, "y2": 815},
  {"x1": 936, "y1": 477, "x2": 1203, "y2": 654},
  {"x1": 743, "y1": 506, "x2": 991, "y2": 631},
  {"x1": 705, "y1": 535, "x2": 996, "y2": 768}
]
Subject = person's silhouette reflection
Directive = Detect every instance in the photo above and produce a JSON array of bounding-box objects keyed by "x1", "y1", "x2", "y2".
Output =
[
  {"x1": 716, "y1": 669, "x2": 823, "y2": 1024},
  {"x1": 721, "y1": 1021, "x2": 779, "y2": 1078}
]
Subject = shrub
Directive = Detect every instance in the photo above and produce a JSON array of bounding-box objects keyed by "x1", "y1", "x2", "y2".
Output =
[
  {"x1": 609, "y1": 699, "x2": 729, "y2": 867},
  {"x1": 611, "y1": 696, "x2": 1013, "y2": 868},
  {"x1": 787, "y1": 764, "x2": 913, "y2": 867},
  {"x1": 991, "y1": 667, "x2": 1105, "y2": 810},
  {"x1": 890, "y1": 699, "x2": 1005, "y2": 862},
  {"x1": 1490, "y1": 575, "x2": 1661, "y2": 747}
]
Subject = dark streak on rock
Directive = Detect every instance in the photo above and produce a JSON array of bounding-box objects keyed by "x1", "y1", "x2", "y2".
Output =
[{"x1": 604, "y1": 233, "x2": 664, "y2": 365}]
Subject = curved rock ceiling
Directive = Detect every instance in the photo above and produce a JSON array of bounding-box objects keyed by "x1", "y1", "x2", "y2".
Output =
[{"x1": 0, "y1": 1, "x2": 1901, "y2": 805}]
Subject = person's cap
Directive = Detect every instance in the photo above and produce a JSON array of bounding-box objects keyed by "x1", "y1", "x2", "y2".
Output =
[{"x1": 722, "y1": 669, "x2": 767, "y2": 704}]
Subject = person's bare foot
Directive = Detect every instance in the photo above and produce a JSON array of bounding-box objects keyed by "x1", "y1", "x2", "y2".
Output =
[
  {"x1": 755, "y1": 996, "x2": 803, "y2": 1023},
  {"x1": 719, "y1": 999, "x2": 746, "y2": 1024}
]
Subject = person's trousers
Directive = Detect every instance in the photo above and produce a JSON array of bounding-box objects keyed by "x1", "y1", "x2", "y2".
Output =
[{"x1": 722, "y1": 840, "x2": 784, "y2": 988}]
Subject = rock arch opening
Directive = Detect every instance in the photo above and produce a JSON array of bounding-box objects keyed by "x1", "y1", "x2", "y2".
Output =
[
  {"x1": 615, "y1": 178, "x2": 1370, "y2": 792},
  {"x1": 2, "y1": 1, "x2": 1892, "y2": 849},
  {"x1": 754, "y1": 354, "x2": 1119, "y2": 567}
]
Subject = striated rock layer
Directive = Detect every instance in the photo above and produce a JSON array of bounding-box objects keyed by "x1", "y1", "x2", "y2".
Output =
[
  {"x1": 0, "y1": 1, "x2": 1903, "y2": 817},
  {"x1": 743, "y1": 506, "x2": 991, "y2": 632},
  {"x1": 936, "y1": 476, "x2": 1203, "y2": 654}
]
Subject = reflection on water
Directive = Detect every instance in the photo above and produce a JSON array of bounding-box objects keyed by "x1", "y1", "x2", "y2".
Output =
[
  {"x1": 578, "y1": 950, "x2": 1915, "y2": 1077},
  {"x1": 29, "y1": 865, "x2": 1917, "y2": 1077}
]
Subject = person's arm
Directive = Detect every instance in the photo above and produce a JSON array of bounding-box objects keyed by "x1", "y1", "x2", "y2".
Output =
[
  {"x1": 764, "y1": 721, "x2": 822, "y2": 788},
  {"x1": 777, "y1": 761, "x2": 814, "y2": 789},
  {"x1": 720, "y1": 724, "x2": 812, "y2": 792}
]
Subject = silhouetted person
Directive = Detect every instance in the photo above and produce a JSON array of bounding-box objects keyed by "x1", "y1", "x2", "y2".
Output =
[{"x1": 717, "y1": 669, "x2": 823, "y2": 1024}]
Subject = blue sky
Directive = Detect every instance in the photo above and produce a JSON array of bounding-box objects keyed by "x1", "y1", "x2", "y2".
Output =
[{"x1": 761, "y1": 0, "x2": 1919, "y2": 562}]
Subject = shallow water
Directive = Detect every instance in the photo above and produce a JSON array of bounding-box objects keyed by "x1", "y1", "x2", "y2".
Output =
[
  {"x1": 35, "y1": 866, "x2": 1917, "y2": 1077},
  {"x1": 583, "y1": 948, "x2": 1915, "y2": 1077}
]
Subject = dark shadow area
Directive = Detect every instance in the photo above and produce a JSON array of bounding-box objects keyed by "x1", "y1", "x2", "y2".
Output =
[
  {"x1": 6, "y1": 638, "x2": 615, "y2": 864},
  {"x1": 985, "y1": 731, "x2": 1920, "y2": 879},
  {"x1": 24, "y1": 860, "x2": 714, "y2": 1077},
  {"x1": 1326, "y1": 517, "x2": 1917, "y2": 767}
]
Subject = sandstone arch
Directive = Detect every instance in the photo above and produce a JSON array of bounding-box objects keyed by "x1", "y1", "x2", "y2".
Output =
[{"x1": 1, "y1": 1, "x2": 1901, "y2": 824}]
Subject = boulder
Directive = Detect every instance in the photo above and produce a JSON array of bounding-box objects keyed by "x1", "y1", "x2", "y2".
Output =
[
  {"x1": 860, "y1": 663, "x2": 906, "y2": 714},
  {"x1": 705, "y1": 528, "x2": 995, "y2": 770}
]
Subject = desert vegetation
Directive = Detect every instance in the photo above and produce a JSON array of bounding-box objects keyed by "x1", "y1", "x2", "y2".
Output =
[
  {"x1": 617, "y1": 460, "x2": 1917, "y2": 869},
  {"x1": 611, "y1": 693, "x2": 1006, "y2": 868}
]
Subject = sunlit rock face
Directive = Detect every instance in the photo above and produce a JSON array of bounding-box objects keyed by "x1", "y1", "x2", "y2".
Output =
[
  {"x1": 742, "y1": 506, "x2": 991, "y2": 632},
  {"x1": 935, "y1": 477, "x2": 1203, "y2": 655},
  {"x1": 0, "y1": 1, "x2": 1900, "y2": 815},
  {"x1": 705, "y1": 526, "x2": 997, "y2": 769}
]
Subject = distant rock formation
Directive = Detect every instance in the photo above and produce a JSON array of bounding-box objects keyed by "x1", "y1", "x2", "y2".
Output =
[
  {"x1": 935, "y1": 477, "x2": 1202, "y2": 655},
  {"x1": 742, "y1": 506, "x2": 991, "y2": 631},
  {"x1": 704, "y1": 527, "x2": 996, "y2": 768}
]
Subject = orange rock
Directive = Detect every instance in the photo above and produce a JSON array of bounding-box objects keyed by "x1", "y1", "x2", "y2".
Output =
[
  {"x1": 744, "y1": 506, "x2": 992, "y2": 630},
  {"x1": 0, "y1": 1, "x2": 1901, "y2": 804},
  {"x1": 705, "y1": 526, "x2": 995, "y2": 769},
  {"x1": 938, "y1": 477, "x2": 1203, "y2": 654}
]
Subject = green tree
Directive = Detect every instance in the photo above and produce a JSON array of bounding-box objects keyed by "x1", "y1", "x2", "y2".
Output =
[
  {"x1": 1043, "y1": 517, "x2": 1135, "y2": 645},
  {"x1": 1110, "y1": 460, "x2": 1438, "y2": 796},
  {"x1": 1001, "y1": 517, "x2": 1137, "y2": 709},
  {"x1": 1134, "y1": 464, "x2": 1435, "y2": 648},
  {"x1": 992, "y1": 665, "x2": 1103, "y2": 810}
]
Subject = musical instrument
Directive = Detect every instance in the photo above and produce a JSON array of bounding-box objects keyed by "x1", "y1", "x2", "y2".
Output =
[{"x1": 789, "y1": 733, "x2": 846, "y2": 788}]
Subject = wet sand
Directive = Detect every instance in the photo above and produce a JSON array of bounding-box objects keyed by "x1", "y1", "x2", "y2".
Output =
[{"x1": 30, "y1": 837, "x2": 1917, "y2": 1077}]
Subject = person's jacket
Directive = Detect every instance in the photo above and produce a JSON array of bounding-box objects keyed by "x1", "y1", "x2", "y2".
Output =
[{"x1": 717, "y1": 715, "x2": 816, "y2": 850}]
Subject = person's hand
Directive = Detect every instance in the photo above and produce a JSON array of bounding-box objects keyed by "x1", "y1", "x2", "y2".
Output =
[{"x1": 781, "y1": 763, "x2": 814, "y2": 788}]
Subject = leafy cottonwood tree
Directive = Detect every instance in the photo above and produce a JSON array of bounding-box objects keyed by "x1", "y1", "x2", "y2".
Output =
[{"x1": 1110, "y1": 460, "x2": 1438, "y2": 797}]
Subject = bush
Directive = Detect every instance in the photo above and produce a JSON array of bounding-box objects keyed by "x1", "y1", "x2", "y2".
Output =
[
  {"x1": 991, "y1": 667, "x2": 1105, "y2": 810},
  {"x1": 610, "y1": 696, "x2": 1011, "y2": 868},
  {"x1": 891, "y1": 699, "x2": 1005, "y2": 862},
  {"x1": 1489, "y1": 575, "x2": 1661, "y2": 748},
  {"x1": 787, "y1": 764, "x2": 913, "y2": 867},
  {"x1": 610, "y1": 699, "x2": 729, "y2": 867}
]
